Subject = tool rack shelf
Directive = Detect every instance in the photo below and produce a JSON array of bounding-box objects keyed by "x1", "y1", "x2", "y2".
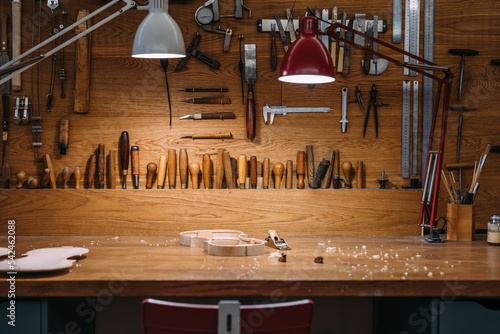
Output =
[{"x1": 0, "y1": 188, "x2": 422, "y2": 237}]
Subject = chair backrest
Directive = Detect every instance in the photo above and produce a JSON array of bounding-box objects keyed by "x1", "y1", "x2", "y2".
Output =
[{"x1": 142, "y1": 298, "x2": 314, "y2": 334}]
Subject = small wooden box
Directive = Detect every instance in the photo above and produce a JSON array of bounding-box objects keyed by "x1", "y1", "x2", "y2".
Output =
[{"x1": 447, "y1": 203, "x2": 476, "y2": 241}]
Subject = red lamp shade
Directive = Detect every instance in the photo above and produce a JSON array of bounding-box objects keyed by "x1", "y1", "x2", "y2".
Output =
[{"x1": 279, "y1": 16, "x2": 336, "y2": 84}]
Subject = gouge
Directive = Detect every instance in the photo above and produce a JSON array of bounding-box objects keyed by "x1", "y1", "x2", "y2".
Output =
[
  {"x1": 43, "y1": 153, "x2": 57, "y2": 189},
  {"x1": 189, "y1": 162, "x2": 200, "y2": 189},
  {"x1": 273, "y1": 163, "x2": 284, "y2": 189},
  {"x1": 223, "y1": 150, "x2": 233, "y2": 189},
  {"x1": 97, "y1": 143, "x2": 105, "y2": 189},
  {"x1": 203, "y1": 153, "x2": 212, "y2": 189},
  {"x1": 157, "y1": 155, "x2": 167, "y2": 189},
  {"x1": 296, "y1": 151, "x2": 305, "y2": 189},
  {"x1": 131, "y1": 146, "x2": 140, "y2": 189},
  {"x1": 146, "y1": 162, "x2": 157, "y2": 189},
  {"x1": 108, "y1": 149, "x2": 116, "y2": 189},
  {"x1": 238, "y1": 154, "x2": 247, "y2": 188},
  {"x1": 262, "y1": 157, "x2": 270, "y2": 189},
  {"x1": 179, "y1": 148, "x2": 188, "y2": 189},
  {"x1": 73, "y1": 167, "x2": 81, "y2": 189},
  {"x1": 286, "y1": 160, "x2": 293, "y2": 189},
  {"x1": 119, "y1": 131, "x2": 129, "y2": 189},
  {"x1": 15, "y1": 170, "x2": 25, "y2": 188},
  {"x1": 215, "y1": 148, "x2": 224, "y2": 189},
  {"x1": 58, "y1": 119, "x2": 69, "y2": 155},
  {"x1": 342, "y1": 161, "x2": 353, "y2": 188},
  {"x1": 179, "y1": 112, "x2": 235, "y2": 120},
  {"x1": 62, "y1": 167, "x2": 71, "y2": 188},
  {"x1": 27, "y1": 176, "x2": 38, "y2": 189},
  {"x1": 87, "y1": 155, "x2": 96, "y2": 189},
  {"x1": 168, "y1": 149, "x2": 176, "y2": 189},
  {"x1": 250, "y1": 156, "x2": 257, "y2": 189}
]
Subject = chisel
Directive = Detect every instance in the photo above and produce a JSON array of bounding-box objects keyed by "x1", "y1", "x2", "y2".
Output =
[
  {"x1": 231, "y1": 157, "x2": 238, "y2": 188},
  {"x1": 168, "y1": 148, "x2": 176, "y2": 189},
  {"x1": 74, "y1": 167, "x2": 81, "y2": 189},
  {"x1": 203, "y1": 153, "x2": 212, "y2": 189},
  {"x1": 238, "y1": 154, "x2": 247, "y2": 189},
  {"x1": 223, "y1": 150, "x2": 233, "y2": 189},
  {"x1": 62, "y1": 167, "x2": 71, "y2": 189},
  {"x1": 87, "y1": 155, "x2": 96, "y2": 189},
  {"x1": 273, "y1": 163, "x2": 284, "y2": 189},
  {"x1": 262, "y1": 157, "x2": 270, "y2": 189},
  {"x1": 108, "y1": 149, "x2": 116, "y2": 189},
  {"x1": 215, "y1": 148, "x2": 224, "y2": 189},
  {"x1": 157, "y1": 155, "x2": 167, "y2": 189},
  {"x1": 146, "y1": 162, "x2": 157, "y2": 189},
  {"x1": 131, "y1": 146, "x2": 140, "y2": 189},
  {"x1": 244, "y1": 44, "x2": 257, "y2": 140},
  {"x1": 119, "y1": 131, "x2": 129, "y2": 189},
  {"x1": 97, "y1": 143, "x2": 105, "y2": 189},
  {"x1": 250, "y1": 156, "x2": 257, "y2": 189},
  {"x1": 189, "y1": 163, "x2": 200, "y2": 189},
  {"x1": 43, "y1": 153, "x2": 57, "y2": 189},
  {"x1": 179, "y1": 148, "x2": 188, "y2": 189}
]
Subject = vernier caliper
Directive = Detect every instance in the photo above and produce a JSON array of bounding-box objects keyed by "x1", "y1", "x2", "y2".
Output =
[{"x1": 263, "y1": 103, "x2": 331, "y2": 124}]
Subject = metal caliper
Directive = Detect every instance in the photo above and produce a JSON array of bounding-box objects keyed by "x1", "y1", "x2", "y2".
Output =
[{"x1": 263, "y1": 103, "x2": 331, "y2": 124}]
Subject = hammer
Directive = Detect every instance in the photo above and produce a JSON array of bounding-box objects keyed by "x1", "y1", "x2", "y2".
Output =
[{"x1": 448, "y1": 49, "x2": 479, "y2": 101}]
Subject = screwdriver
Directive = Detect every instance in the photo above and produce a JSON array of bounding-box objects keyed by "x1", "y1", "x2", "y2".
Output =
[
  {"x1": 120, "y1": 131, "x2": 130, "y2": 189},
  {"x1": 131, "y1": 146, "x2": 140, "y2": 189}
]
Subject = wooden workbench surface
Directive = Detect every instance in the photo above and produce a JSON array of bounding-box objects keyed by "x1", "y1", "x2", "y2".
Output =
[{"x1": 1, "y1": 235, "x2": 499, "y2": 298}]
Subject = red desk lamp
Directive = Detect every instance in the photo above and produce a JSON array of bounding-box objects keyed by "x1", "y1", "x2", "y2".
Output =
[{"x1": 279, "y1": 16, "x2": 454, "y2": 242}]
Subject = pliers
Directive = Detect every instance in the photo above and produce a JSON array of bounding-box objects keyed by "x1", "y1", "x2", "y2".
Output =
[{"x1": 363, "y1": 84, "x2": 388, "y2": 138}]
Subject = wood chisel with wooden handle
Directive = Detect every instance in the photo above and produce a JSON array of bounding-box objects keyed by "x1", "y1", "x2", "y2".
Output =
[
  {"x1": 108, "y1": 149, "x2": 116, "y2": 189},
  {"x1": 157, "y1": 155, "x2": 167, "y2": 189},
  {"x1": 297, "y1": 151, "x2": 305, "y2": 189},
  {"x1": 273, "y1": 163, "x2": 284, "y2": 189},
  {"x1": 262, "y1": 157, "x2": 270, "y2": 189},
  {"x1": 146, "y1": 162, "x2": 157, "y2": 189},
  {"x1": 87, "y1": 155, "x2": 96, "y2": 189},
  {"x1": 168, "y1": 148, "x2": 176, "y2": 189},
  {"x1": 244, "y1": 44, "x2": 257, "y2": 140},
  {"x1": 238, "y1": 154, "x2": 247, "y2": 189},
  {"x1": 43, "y1": 154, "x2": 57, "y2": 189},
  {"x1": 179, "y1": 148, "x2": 188, "y2": 189},
  {"x1": 189, "y1": 163, "x2": 200, "y2": 189},
  {"x1": 74, "y1": 9, "x2": 92, "y2": 114},
  {"x1": 203, "y1": 153, "x2": 212, "y2": 189},
  {"x1": 223, "y1": 150, "x2": 233, "y2": 189},
  {"x1": 131, "y1": 146, "x2": 140, "y2": 189},
  {"x1": 120, "y1": 131, "x2": 129, "y2": 189},
  {"x1": 342, "y1": 161, "x2": 353, "y2": 188},
  {"x1": 250, "y1": 156, "x2": 257, "y2": 189},
  {"x1": 286, "y1": 160, "x2": 293, "y2": 189},
  {"x1": 215, "y1": 148, "x2": 224, "y2": 189},
  {"x1": 231, "y1": 157, "x2": 238, "y2": 188},
  {"x1": 97, "y1": 143, "x2": 105, "y2": 189},
  {"x1": 11, "y1": 0, "x2": 21, "y2": 91}
]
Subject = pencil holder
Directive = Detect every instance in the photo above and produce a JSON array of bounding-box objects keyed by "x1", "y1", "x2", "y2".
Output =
[{"x1": 447, "y1": 203, "x2": 476, "y2": 241}]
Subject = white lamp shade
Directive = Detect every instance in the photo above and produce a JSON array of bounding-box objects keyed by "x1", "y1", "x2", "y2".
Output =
[{"x1": 132, "y1": 1, "x2": 185, "y2": 58}]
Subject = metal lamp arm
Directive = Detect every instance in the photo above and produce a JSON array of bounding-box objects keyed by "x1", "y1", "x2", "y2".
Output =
[{"x1": 0, "y1": 0, "x2": 137, "y2": 85}]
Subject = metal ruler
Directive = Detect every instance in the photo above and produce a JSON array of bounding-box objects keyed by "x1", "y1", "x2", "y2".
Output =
[
  {"x1": 422, "y1": 0, "x2": 435, "y2": 182},
  {"x1": 402, "y1": 80, "x2": 411, "y2": 178},
  {"x1": 412, "y1": 80, "x2": 419, "y2": 176},
  {"x1": 404, "y1": 0, "x2": 420, "y2": 76},
  {"x1": 321, "y1": 9, "x2": 329, "y2": 51},
  {"x1": 393, "y1": 0, "x2": 402, "y2": 43}
]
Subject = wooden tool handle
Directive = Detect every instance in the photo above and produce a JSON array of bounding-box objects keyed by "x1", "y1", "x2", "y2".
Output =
[
  {"x1": 58, "y1": 119, "x2": 70, "y2": 155},
  {"x1": 238, "y1": 154, "x2": 247, "y2": 188},
  {"x1": 333, "y1": 150, "x2": 340, "y2": 189},
  {"x1": 11, "y1": 0, "x2": 21, "y2": 91},
  {"x1": 305, "y1": 145, "x2": 314, "y2": 187},
  {"x1": 342, "y1": 161, "x2": 352, "y2": 188},
  {"x1": 215, "y1": 148, "x2": 224, "y2": 189},
  {"x1": 108, "y1": 149, "x2": 116, "y2": 189},
  {"x1": 445, "y1": 162, "x2": 474, "y2": 170},
  {"x1": 41, "y1": 168, "x2": 51, "y2": 189},
  {"x1": 146, "y1": 162, "x2": 157, "y2": 189},
  {"x1": 73, "y1": 167, "x2": 81, "y2": 189},
  {"x1": 296, "y1": 151, "x2": 305, "y2": 189},
  {"x1": 223, "y1": 150, "x2": 233, "y2": 189},
  {"x1": 43, "y1": 154, "x2": 57, "y2": 189},
  {"x1": 168, "y1": 148, "x2": 176, "y2": 189},
  {"x1": 97, "y1": 143, "x2": 105, "y2": 189},
  {"x1": 189, "y1": 162, "x2": 200, "y2": 189},
  {"x1": 131, "y1": 146, "x2": 139, "y2": 189},
  {"x1": 120, "y1": 131, "x2": 129, "y2": 174},
  {"x1": 87, "y1": 155, "x2": 96, "y2": 189},
  {"x1": 179, "y1": 148, "x2": 188, "y2": 189},
  {"x1": 321, "y1": 150, "x2": 336, "y2": 189},
  {"x1": 62, "y1": 167, "x2": 71, "y2": 189},
  {"x1": 197, "y1": 112, "x2": 236, "y2": 120},
  {"x1": 15, "y1": 170, "x2": 25, "y2": 188},
  {"x1": 286, "y1": 160, "x2": 293, "y2": 189},
  {"x1": 262, "y1": 157, "x2": 270, "y2": 189},
  {"x1": 157, "y1": 155, "x2": 167, "y2": 189},
  {"x1": 231, "y1": 157, "x2": 238, "y2": 189},
  {"x1": 337, "y1": 46, "x2": 345, "y2": 73},
  {"x1": 202, "y1": 154, "x2": 212, "y2": 189},
  {"x1": 246, "y1": 84, "x2": 256, "y2": 140},
  {"x1": 273, "y1": 163, "x2": 284, "y2": 189},
  {"x1": 310, "y1": 158, "x2": 330, "y2": 189},
  {"x1": 356, "y1": 161, "x2": 363, "y2": 189},
  {"x1": 74, "y1": 9, "x2": 92, "y2": 114},
  {"x1": 27, "y1": 176, "x2": 38, "y2": 189},
  {"x1": 250, "y1": 156, "x2": 257, "y2": 189}
]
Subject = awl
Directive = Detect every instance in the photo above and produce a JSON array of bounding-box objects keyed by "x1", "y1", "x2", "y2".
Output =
[{"x1": 263, "y1": 103, "x2": 331, "y2": 124}]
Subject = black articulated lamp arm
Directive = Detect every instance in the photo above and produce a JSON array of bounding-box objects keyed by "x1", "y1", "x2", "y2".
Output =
[{"x1": 326, "y1": 22, "x2": 454, "y2": 239}]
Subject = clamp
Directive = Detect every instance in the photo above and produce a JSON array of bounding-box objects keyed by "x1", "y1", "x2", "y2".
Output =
[
  {"x1": 201, "y1": 25, "x2": 233, "y2": 52},
  {"x1": 174, "y1": 33, "x2": 220, "y2": 72}
]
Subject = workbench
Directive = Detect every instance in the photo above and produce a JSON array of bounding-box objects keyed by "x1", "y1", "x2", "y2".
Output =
[{"x1": 2, "y1": 235, "x2": 499, "y2": 298}]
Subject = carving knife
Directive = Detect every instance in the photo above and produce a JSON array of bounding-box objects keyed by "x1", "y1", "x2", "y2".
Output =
[
  {"x1": 179, "y1": 112, "x2": 235, "y2": 120},
  {"x1": 274, "y1": 14, "x2": 288, "y2": 52},
  {"x1": 244, "y1": 44, "x2": 257, "y2": 140}
]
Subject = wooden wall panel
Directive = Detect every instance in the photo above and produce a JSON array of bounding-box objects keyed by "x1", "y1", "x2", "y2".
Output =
[{"x1": 0, "y1": 0, "x2": 499, "y2": 235}]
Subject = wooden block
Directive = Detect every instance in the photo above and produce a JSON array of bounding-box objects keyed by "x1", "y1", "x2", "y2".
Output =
[
  {"x1": 447, "y1": 203, "x2": 476, "y2": 241},
  {"x1": 74, "y1": 9, "x2": 92, "y2": 114}
]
